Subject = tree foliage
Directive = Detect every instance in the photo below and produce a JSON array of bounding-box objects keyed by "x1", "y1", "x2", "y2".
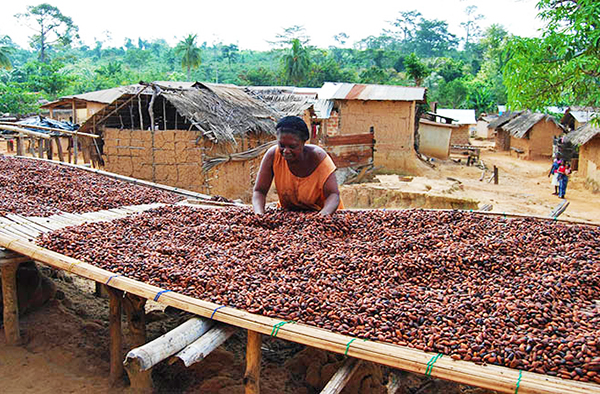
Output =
[
  {"x1": 15, "y1": 3, "x2": 79, "y2": 62},
  {"x1": 175, "y1": 34, "x2": 202, "y2": 80},
  {"x1": 504, "y1": 0, "x2": 600, "y2": 109},
  {"x1": 282, "y1": 39, "x2": 311, "y2": 85}
]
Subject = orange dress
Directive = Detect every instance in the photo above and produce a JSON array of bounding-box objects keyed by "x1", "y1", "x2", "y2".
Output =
[{"x1": 273, "y1": 147, "x2": 344, "y2": 211}]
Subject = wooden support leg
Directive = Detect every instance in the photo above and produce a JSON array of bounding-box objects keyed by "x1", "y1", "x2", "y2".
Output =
[
  {"x1": 55, "y1": 137, "x2": 64, "y2": 162},
  {"x1": 46, "y1": 139, "x2": 53, "y2": 160},
  {"x1": 106, "y1": 286, "x2": 124, "y2": 386},
  {"x1": 1, "y1": 262, "x2": 21, "y2": 345},
  {"x1": 73, "y1": 135, "x2": 78, "y2": 165},
  {"x1": 17, "y1": 134, "x2": 24, "y2": 156},
  {"x1": 37, "y1": 139, "x2": 43, "y2": 158},
  {"x1": 123, "y1": 293, "x2": 150, "y2": 391},
  {"x1": 244, "y1": 330, "x2": 261, "y2": 394},
  {"x1": 320, "y1": 358, "x2": 363, "y2": 394}
]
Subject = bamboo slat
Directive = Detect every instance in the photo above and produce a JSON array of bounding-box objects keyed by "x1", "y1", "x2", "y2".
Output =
[{"x1": 0, "y1": 230, "x2": 597, "y2": 394}]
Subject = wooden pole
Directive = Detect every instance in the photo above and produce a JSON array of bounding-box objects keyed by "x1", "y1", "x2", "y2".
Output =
[
  {"x1": 123, "y1": 293, "x2": 150, "y2": 391},
  {"x1": 174, "y1": 324, "x2": 237, "y2": 367},
  {"x1": 1, "y1": 261, "x2": 21, "y2": 345},
  {"x1": 127, "y1": 318, "x2": 214, "y2": 371},
  {"x1": 320, "y1": 358, "x2": 363, "y2": 394},
  {"x1": 106, "y1": 286, "x2": 124, "y2": 386},
  {"x1": 55, "y1": 137, "x2": 64, "y2": 162},
  {"x1": 37, "y1": 138, "x2": 44, "y2": 158},
  {"x1": 73, "y1": 135, "x2": 78, "y2": 165},
  {"x1": 162, "y1": 98, "x2": 167, "y2": 130},
  {"x1": 67, "y1": 138, "x2": 73, "y2": 163},
  {"x1": 16, "y1": 133, "x2": 24, "y2": 156},
  {"x1": 138, "y1": 96, "x2": 144, "y2": 131},
  {"x1": 46, "y1": 139, "x2": 53, "y2": 160},
  {"x1": 494, "y1": 166, "x2": 499, "y2": 185},
  {"x1": 244, "y1": 330, "x2": 261, "y2": 394}
]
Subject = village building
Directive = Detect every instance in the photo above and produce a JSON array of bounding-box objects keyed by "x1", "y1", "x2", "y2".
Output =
[
  {"x1": 314, "y1": 82, "x2": 427, "y2": 174},
  {"x1": 561, "y1": 107, "x2": 598, "y2": 131},
  {"x1": 488, "y1": 111, "x2": 563, "y2": 159},
  {"x1": 75, "y1": 82, "x2": 280, "y2": 201},
  {"x1": 476, "y1": 114, "x2": 498, "y2": 139},
  {"x1": 436, "y1": 108, "x2": 476, "y2": 145},
  {"x1": 565, "y1": 122, "x2": 600, "y2": 192}
]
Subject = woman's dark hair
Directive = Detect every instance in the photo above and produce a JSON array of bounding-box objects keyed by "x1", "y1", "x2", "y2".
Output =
[{"x1": 276, "y1": 116, "x2": 309, "y2": 142}]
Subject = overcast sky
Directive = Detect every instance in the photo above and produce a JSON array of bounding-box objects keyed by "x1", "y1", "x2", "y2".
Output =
[{"x1": 2, "y1": 0, "x2": 544, "y2": 51}]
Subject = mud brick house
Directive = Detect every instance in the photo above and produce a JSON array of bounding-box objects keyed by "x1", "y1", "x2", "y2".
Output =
[
  {"x1": 561, "y1": 107, "x2": 598, "y2": 131},
  {"x1": 76, "y1": 82, "x2": 280, "y2": 201},
  {"x1": 314, "y1": 82, "x2": 426, "y2": 174},
  {"x1": 565, "y1": 122, "x2": 600, "y2": 192},
  {"x1": 489, "y1": 111, "x2": 563, "y2": 159}
]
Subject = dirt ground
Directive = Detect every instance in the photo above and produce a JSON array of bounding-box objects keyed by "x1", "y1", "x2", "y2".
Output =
[{"x1": 2, "y1": 140, "x2": 598, "y2": 393}]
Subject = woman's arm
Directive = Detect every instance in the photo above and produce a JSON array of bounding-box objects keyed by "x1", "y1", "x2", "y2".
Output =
[
  {"x1": 252, "y1": 147, "x2": 276, "y2": 215},
  {"x1": 319, "y1": 172, "x2": 341, "y2": 216}
]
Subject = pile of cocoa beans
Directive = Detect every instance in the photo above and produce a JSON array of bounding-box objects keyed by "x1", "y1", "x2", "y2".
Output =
[
  {"x1": 0, "y1": 156, "x2": 184, "y2": 216},
  {"x1": 37, "y1": 206, "x2": 600, "y2": 383}
]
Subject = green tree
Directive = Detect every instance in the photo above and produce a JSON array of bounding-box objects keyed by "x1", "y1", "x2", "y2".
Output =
[
  {"x1": 174, "y1": 34, "x2": 202, "y2": 80},
  {"x1": 413, "y1": 18, "x2": 458, "y2": 57},
  {"x1": 460, "y1": 5, "x2": 484, "y2": 46},
  {"x1": 0, "y1": 46, "x2": 13, "y2": 70},
  {"x1": 282, "y1": 39, "x2": 311, "y2": 85},
  {"x1": 504, "y1": 0, "x2": 600, "y2": 109},
  {"x1": 15, "y1": 4, "x2": 79, "y2": 62},
  {"x1": 0, "y1": 82, "x2": 40, "y2": 114},
  {"x1": 239, "y1": 67, "x2": 278, "y2": 86},
  {"x1": 404, "y1": 53, "x2": 430, "y2": 86}
]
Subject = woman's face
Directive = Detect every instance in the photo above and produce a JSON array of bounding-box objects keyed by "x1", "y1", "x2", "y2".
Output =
[{"x1": 277, "y1": 132, "x2": 305, "y2": 163}]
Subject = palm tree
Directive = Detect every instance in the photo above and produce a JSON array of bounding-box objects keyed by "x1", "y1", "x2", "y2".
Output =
[
  {"x1": 0, "y1": 46, "x2": 13, "y2": 70},
  {"x1": 175, "y1": 34, "x2": 201, "y2": 80},
  {"x1": 282, "y1": 39, "x2": 311, "y2": 86}
]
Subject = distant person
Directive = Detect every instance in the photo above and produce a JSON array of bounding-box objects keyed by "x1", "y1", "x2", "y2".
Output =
[
  {"x1": 548, "y1": 158, "x2": 561, "y2": 195},
  {"x1": 557, "y1": 162, "x2": 571, "y2": 199},
  {"x1": 252, "y1": 116, "x2": 343, "y2": 215}
]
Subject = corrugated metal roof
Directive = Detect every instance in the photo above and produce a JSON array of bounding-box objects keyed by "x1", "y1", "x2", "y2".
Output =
[
  {"x1": 313, "y1": 100, "x2": 334, "y2": 119},
  {"x1": 569, "y1": 110, "x2": 597, "y2": 123},
  {"x1": 41, "y1": 84, "x2": 149, "y2": 108},
  {"x1": 437, "y1": 109, "x2": 476, "y2": 125},
  {"x1": 319, "y1": 82, "x2": 426, "y2": 101},
  {"x1": 564, "y1": 122, "x2": 600, "y2": 146}
]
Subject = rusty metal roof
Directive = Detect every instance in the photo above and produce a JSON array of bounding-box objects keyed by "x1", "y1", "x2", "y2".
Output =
[{"x1": 319, "y1": 82, "x2": 426, "y2": 102}]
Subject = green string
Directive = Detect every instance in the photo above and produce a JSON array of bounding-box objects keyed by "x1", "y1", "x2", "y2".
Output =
[
  {"x1": 270, "y1": 321, "x2": 295, "y2": 337},
  {"x1": 344, "y1": 338, "x2": 357, "y2": 355},
  {"x1": 425, "y1": 354, "x2": 443, "y2": 376},
  {"x1": 515, "y1": 370, "x2": 522, "y2": 394}
]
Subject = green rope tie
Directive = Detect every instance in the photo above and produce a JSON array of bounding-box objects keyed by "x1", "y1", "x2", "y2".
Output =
[
  {"x1": 344, "y1": 338, "x2": 368, "y2": 356},
  {"x1": 425, "y1": 353, "x2": 443, "y2": 376},
  {"x1": 270, "y1": 321, "x2": 295, "y2": 337},
  {"x1": 515, "y1": 370, "x2": 522, "y2": 394}
]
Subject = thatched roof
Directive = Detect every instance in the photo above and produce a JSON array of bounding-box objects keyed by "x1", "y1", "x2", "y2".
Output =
[
  {"x1": 245, "y1": 87, "x2": 315, "y2": 117},
  {"x1": 79, "y1": 82, "x2": 279, "y2": 144},
  {"x1": 502, "y1": 111, "x2": 563, "y2": 139},
  {"x1": 159, "y1": 83, "x2": 278, "y2": 143},
  {"x1": 564, "y1": 122, "x2": 600, "y2": 146},
  {"x1": 487, "y1": 111, "x2": 522, "y2": 129}
]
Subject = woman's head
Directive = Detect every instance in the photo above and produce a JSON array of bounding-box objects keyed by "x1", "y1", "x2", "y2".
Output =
[
  {"x1": 276, "y1": 116, "x2": 309, "y2": 162},
  {"x1": 276, "y1": 116, "x2": 309, "y2": 142}
]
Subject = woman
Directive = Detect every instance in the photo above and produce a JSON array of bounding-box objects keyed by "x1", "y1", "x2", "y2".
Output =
[
  {"x1": 252, "y1": 116, "x2": 343, "y2": 215},
  {"x1": 548, "y1": 158, "x2": 561, "y2": 195},
  {"x1": 557, "y1": 162, "x2": 571, "y2": 199}
]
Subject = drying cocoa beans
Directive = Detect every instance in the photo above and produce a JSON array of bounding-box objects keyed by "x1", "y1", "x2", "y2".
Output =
[
  {"x1": 0, "y1": 155, "x2": 183, "y2": 217},
  {"x1": 37, "y1": 206, "x2": 600, "y2": 383}
]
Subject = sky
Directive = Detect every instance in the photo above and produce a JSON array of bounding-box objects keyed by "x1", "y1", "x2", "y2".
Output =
[{"x1": 1, "y1": 0, "x2": 544, "y2": 51}]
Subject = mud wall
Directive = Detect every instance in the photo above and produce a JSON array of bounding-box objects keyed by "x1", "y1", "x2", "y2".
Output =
[
  {"x1": 510, "y1": 120, "x2": 562, "y2": 159},
  {"x1": 102, "y1": 128, "x2": 271, "y2": 201},
  {"x1": 340, "y1": 185, "x2": 479, "y2": 210},
  {"x1": 333, "y1": 100, "x2": 418, "y2": 174},
  {"x1": 450, "y1": 125, "x2": 470, "y2": 146},
  {"x1": 580, "y1": 135, "x2": 600, "y2": 192}
]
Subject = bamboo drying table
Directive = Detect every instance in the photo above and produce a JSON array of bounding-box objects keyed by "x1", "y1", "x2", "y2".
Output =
[{"x1": 0, "y1": 205, "x2": 599, "y2": 394}]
